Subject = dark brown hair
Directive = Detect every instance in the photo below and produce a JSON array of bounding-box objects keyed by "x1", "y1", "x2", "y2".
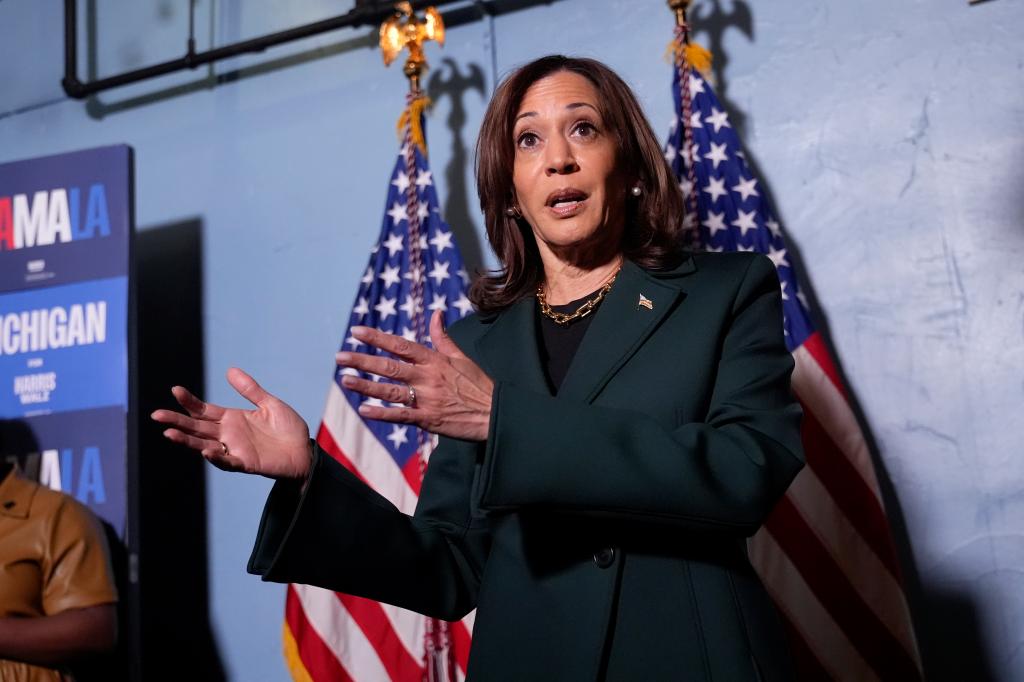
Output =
[{"x1": 471, "y1": 55, "x2": 687, "y2": 314}]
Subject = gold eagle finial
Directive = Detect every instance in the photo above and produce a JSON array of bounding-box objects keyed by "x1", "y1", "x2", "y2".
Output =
[{"x1": 380, "y1": 2, "x2": 445, "y2": 93}]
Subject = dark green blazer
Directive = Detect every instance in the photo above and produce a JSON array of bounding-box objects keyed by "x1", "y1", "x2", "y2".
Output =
[{"x1": 249, "y1": 253, "x2": 804, "y2": 681}]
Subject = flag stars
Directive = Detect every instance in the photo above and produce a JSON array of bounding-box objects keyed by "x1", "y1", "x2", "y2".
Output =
[
  {"x1": 428, "y1": 293, "x2": 448, "y2": 312},
  {"x1": 429, "y1": 230, "x2": 454, "y2": 254},
  {"x1": 392, "y1": 171, "x2": 411, "y2": 193},
  {"x1": 732, "y1": 177, "x2": 759, "y2": 202},
  {"x1": 400, "y1": 295, "x2": 422, "y2": 318},
  {"x1": 415, "y1": 170, "x2": 433, "y2": 188},
  {"x1": 703, "y1": 176, "x2": 728, "y2": 203},
  {"x1": 679, "y1": 178, "x2": 695, "y2": 198},
  {"x1": 731, "y1": 209, "x2": 758, "y2": 236},
  {"x1": 361, "y1": 266, "x2": 374, "y2": 285},
  {"x1": 387, "y1": 201, "x2": 407, "y2": 226},
  {"x1": 404, "y1": 265, "x2": 425, "y2": 284},
  {"x1": 417, "y1": 203, "x2": 430, "y2": 222},
  {"x1": 705, "y1": 142, "x2": 729, "y2": 169},
  {"x1": 688, "y1": 143, "x2": 702, "y2": 166},
  {"x1": 767, "y1": 245, "x2": 789, "y2": 269},
  {"x1": 766, "y1": 219, "x2": 782, "y2": 238},
  {"x1": 457, "y1": 267, "x2": 470, "y2": 285},
  {"x1": 428, "y1": 261, "x2": 450, "y2": 286},
  {"x1": 702, "y1": 210, "x2": 728, "y2": 237},
  {"x1": 379, "y1": 264, "x2": 402, "y2": 288},
  {"x1": 780, "y1": 280, "x2": 790, "y2": 300},
  {"x1": 374, "y1": 296, "x2": 397, "y2": 320},
  {"x1": 400, "y1": 326, "x2": 417, "y2": 342},
  {"x1": 345, "y1": 332, "x2": 363, "y2": 350},
  {"x1": 453, "y1": 293, "x2": 474, "y2": 317},
  {"x1": 352, "y1": 296, "x2": 370, "y2": 317},
  {"x1": 386, "y1": 425, "x2": 409, "y2": 448},
  {"x1": 664, "y1": 144, "x2": 677, "y2": 163},
  {"x1": 382, "y1": 232, "x2": 405, "y2": 257},
  {"x1": 705, "y1": 107, "x2": 731, "y2": 133},
  {"x1": 688, "y1": 75, "x2": 705, "y2": 99},
  {"x1": 689, "y1": 111, "x2": 703, "y2": 128}
]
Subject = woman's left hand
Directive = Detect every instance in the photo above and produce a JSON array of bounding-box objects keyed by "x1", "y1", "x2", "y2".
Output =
[{"x1": 337, "y1": 310, "x2": 494, "y2": 442}]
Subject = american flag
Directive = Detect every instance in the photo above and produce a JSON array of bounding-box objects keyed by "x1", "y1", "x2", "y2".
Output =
[
  {"x1": 665, "y1": 46, "x2": 924, "y2": 680},
  {"x1": 283, "y1": 104, "x2": 474, "y2": 682}
]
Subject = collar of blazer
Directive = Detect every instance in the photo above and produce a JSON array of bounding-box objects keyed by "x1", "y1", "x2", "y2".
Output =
[{"x1": 475, "y1": 255, "x2": 697, "y2": 402}]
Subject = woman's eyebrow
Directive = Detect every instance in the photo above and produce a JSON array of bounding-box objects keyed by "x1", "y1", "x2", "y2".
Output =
[{"x1": 514, "y1": 102, "x2": 599, "y2": 124}]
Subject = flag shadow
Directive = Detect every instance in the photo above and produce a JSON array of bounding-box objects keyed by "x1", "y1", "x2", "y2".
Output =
[{"x1": 427, "y1": 58, "x2": 488, "y2": 277}]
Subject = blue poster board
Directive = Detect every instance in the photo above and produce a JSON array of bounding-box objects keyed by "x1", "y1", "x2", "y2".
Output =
[{"x1": 0, "y1": 145, "x2": 132, "y2": 538}]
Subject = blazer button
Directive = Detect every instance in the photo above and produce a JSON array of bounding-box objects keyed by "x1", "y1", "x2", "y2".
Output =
[{"x1": 593, "y1": 547, "x2": 616, "y2": 569}]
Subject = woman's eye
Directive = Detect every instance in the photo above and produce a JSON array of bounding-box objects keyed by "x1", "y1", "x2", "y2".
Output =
[
  {"x1": 516, "y1": 132, "x2": 540, "y2": 149},
  {"x1": 573, "y1": 121, "x2": 597, "y2": 138}
]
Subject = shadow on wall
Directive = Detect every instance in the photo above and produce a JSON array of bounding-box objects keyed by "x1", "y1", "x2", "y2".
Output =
[
  {"x1": 428, "y1": 58, "x2": 488, "y2": 275},
  {"x1": 136, "y1": 219, "x2": 226, "y2": 681},
  {"x1": 694, "y1": 1, "x2": 997, "y2": 679}
]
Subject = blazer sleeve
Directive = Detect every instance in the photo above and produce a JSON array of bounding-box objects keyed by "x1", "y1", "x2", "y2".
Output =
[
  {"x1": 247, "y1": 434, "x2": 488, "y2": 621},
  {"x1": 477, "y1": 255, "x2": 804, "y2": 536}
]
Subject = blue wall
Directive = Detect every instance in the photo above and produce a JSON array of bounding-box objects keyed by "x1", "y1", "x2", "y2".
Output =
[{"x1": 3, "y1": 1, "x2": 1023, "y2": 679}]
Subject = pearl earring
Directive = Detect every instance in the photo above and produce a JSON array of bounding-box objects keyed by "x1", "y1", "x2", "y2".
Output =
[
  {"x1": 505, "y1": 206, "x2": 521, "y2": 218},
  {"x1": 631, "y1": 185, "x2": 643, "y2": 196}
]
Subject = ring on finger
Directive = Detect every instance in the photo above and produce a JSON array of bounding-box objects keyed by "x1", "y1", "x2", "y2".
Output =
[
  {"x1": 220, "y1": 441, "x2": 229, "y2": 457},
  {"x1": 405, "y1": 384, "x2": 417, "y2": 407}
]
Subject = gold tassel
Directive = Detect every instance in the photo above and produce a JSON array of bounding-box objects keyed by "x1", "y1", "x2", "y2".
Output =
[
  {"x1": 396, "y1": 94, "x2": 433, "y2": 156},
  {"x1": 666, "y1": 39, "x2": 714, "y2": 78},
  {"x1": 684, "y1": 42, "x2": 713, "y2": 76}
]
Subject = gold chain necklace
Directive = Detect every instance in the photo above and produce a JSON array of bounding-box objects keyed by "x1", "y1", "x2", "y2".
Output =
[{"x1": 537, "y1": 265, "x2": 621, "y2": 325}]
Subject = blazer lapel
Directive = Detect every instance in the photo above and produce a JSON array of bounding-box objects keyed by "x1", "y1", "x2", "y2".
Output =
[
  {"x1": 556, "y1": 259, "x2": 690, "y2": 403},
  {"x1": 474, "y1": 295, "x2": 551, "y2": 396}
]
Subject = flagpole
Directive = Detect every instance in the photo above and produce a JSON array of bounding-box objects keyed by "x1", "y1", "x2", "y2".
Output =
[
  {"x1": 667, "y1": 0, "x2": 703, "y2": 244},
  {"x1": 379, "y1": 7, "x2": 456, "y2": 681}
]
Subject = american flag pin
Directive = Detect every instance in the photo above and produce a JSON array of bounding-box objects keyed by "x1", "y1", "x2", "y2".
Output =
[{"x1": 638, "y1": 294, "x2": 654, "y2": 310}]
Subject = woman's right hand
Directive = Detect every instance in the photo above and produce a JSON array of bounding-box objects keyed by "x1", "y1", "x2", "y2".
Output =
[{"x1": 151, "y1": 367, "x2": 313, "y2": 481}]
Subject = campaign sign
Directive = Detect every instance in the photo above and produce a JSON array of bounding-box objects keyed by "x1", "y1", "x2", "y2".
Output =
[
  {"x1": 3, "y1": 408, "x2": 128, "y2": 536},
  {"x1": 0, "y1": 146, "x2": 132, "y2": 538},
  {"x1": 0, "y1": 145, "x2": 131, "y2": 293}
]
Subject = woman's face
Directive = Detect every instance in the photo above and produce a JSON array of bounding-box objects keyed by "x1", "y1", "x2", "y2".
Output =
[{"x1": 511, "y1": 71, "x2": 627, "y2": 259}]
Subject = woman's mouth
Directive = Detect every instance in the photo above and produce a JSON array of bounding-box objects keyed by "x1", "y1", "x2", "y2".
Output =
[{"x1": 546, "y1": 189, "x2": 589, "y2": 217}]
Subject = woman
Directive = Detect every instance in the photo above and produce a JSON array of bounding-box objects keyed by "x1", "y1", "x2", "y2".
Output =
[{"x1": 153, "y1": 56, "x2": 804, "y2": 681}]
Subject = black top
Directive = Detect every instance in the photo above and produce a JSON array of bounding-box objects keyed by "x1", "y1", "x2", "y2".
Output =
[{"x1": 535, "y1": 289, "x2": 604, "y2": 394}]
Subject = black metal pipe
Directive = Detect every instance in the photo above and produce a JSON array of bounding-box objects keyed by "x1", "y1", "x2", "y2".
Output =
[{"x1": 61, "y1": 0, "x2": 468, "y2": 100}]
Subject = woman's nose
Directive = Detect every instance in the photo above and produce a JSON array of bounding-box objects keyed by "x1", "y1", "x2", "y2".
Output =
[{"x1": 545, "y1": 137, "x2": 579, "y2": 176}]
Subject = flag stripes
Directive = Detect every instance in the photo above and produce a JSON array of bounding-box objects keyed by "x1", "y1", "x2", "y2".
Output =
[
  {"x1": 336, "y1": 594, "x2": 425, "y2": 681},
  {"x1": 765, "y1": 499, "x2": 920, "y2": 681},
  {"x1": 791, "y1": 346, "x2": 902, "y2": 578},
  {"x1": 285, "y1": 113, "x2": 474, "y2": 680},
  {"x1": 665, "y1": 43, "x2": 922, "y2": 679},
  {"x1": 290, "y1": 584, "x2": 388, "y2": 680}
]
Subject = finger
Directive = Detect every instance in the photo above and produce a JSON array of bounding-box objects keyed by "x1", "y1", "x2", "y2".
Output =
[
  {"x1": 336, "y1": 351, "x2": 416, "y2": 382},
  {"x1": 350, "y1": 326, "x2": 433, "y2": 364},
  {"x1": 162, "y1": 428, "x2": 222, "y2": 456},
  {"x1": 226, "y1": 367, "x2": 272, "y2": 408},
  {"x1": 171, "y1": 386, "x2": 226, "y2": 421},
  {"x1": 356, "y1": 402, "x2": 421, "y2": 426},
  {"x1": 162, "y1": 429, "x2": 247, "y2": 471},
  {"x1": 429, "y1": 310, "x2": 465, "y2": 358},
  {"x1": 151, "y1": 409, "x2": 220, "y2": 439},
  {"x1": 340, "y1": 375, "x2": 412, "y2": 405}
]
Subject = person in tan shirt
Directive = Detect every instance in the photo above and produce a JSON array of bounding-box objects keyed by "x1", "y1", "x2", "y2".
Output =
[{"x1": 0, "y1": 462, "x2": 117, "y2": 682}]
